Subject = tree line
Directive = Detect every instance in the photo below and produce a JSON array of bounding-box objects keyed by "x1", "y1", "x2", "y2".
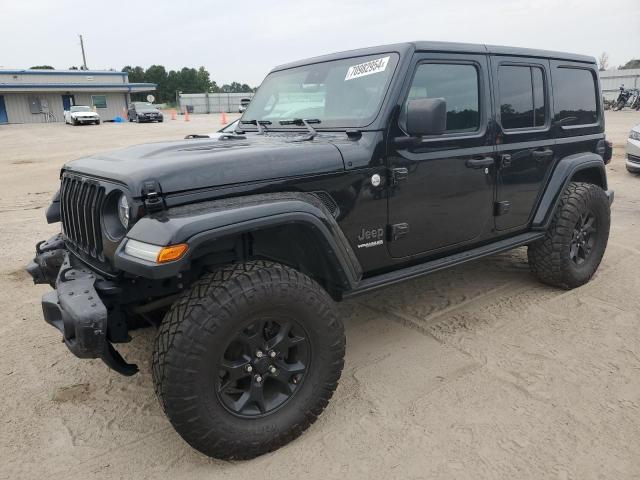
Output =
[
  {"x1": 27, "y1": 64, "x2": 256, "y2": 104},
  {"x1": 598, "y1": 54, "x2": 640, "y2": 71},
  {"x1": 122, "y1": 65, "x2": 255, "y2": 103}
]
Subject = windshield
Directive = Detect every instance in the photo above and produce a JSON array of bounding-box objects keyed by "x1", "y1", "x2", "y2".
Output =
[
  {"x1": 70, "y1": 106, "x2": 91, "y2": 112},
  {"x1": 243, "y1": 53, "x2": 399, "y2": 129},
  {"x1": 134, "y1": 102, "x2": 155, "y2": 109}
]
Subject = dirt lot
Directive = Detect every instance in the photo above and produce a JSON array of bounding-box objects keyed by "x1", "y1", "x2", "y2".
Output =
[{"x1": 1, "y1": 111, "x2": 640, "y2": 480}]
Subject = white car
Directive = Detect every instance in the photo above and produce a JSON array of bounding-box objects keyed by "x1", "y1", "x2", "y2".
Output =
[
  {"x1": 627, "y1": 123, "x2": 640, "y2": 173},
  {"x1": 64, "y1": 106, "x2": 100, "y2": 126}
]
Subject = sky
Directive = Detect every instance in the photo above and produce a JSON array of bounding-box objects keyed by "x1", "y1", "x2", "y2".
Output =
[{"x1": 1, "y1": 0, "x2": 639, "y2": 86}]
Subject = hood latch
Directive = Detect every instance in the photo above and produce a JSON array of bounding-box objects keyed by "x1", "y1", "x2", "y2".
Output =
[{"x1": 142, "y1": 180, "x2": 165, "y2": 214}]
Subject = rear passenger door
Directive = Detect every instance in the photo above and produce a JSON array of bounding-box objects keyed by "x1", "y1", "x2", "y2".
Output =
[{"x1": 491, "y1": 56, "x2": 554, "y2": 231}]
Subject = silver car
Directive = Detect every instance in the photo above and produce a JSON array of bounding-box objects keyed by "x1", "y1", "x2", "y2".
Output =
[{"x1": 627, "y1": 123, "x2": 640, "y2": 173}]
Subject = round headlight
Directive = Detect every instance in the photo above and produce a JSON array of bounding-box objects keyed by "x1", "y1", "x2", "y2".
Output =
[{"x1": 118, "y1": 194, "x2": 130, "y2": 229}]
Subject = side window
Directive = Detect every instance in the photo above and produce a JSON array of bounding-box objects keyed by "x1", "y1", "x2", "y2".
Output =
[
  {"x1": 404, "y1": 63, "x2": 480, "y2": 133},
  {"x1": 553, "y1": 67, "x2": 598, "y2": 126},
  {"x1": 92, "y1": 95, "x2": 107, "y2": 109},
  {"x1": 498, "y1": 65, "x2": 546, "y2": 130}
]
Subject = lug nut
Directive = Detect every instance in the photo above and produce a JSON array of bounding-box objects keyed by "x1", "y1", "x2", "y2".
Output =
[
  {"x1": 255, "y1": 350, "x2": 264, "y2": 358},
  {"x1": 269, "y1": 365, "x2": 276, "y2": 373},
  {"x1": 269, "y1": 350, "x2": 277, "y2": 358},
  {"x1": 254, "y1": 375, "x2": 263, "y2": 383},
  {"x1": 245, "y1": 364, "x2": 253, "y2": 373}
]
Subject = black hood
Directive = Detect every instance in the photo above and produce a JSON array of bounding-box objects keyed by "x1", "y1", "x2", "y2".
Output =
[
  {"x1": 137, "y1": 109, "x2": 161, "y2": 114},
  {"x1": 63, "y1": 134, "x2": 345, "y2": 196}
]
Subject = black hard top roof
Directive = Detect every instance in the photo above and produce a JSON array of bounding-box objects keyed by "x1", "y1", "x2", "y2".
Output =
[{"x1": 272, "y1": 41, "x2": 595, "y2": 71}]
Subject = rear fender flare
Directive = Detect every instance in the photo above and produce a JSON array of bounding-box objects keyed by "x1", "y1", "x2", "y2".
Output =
[{"x1": 532, "y1": 152, "x2": 607, "y2": 230}]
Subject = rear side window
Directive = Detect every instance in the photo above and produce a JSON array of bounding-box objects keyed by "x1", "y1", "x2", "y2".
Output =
[
  {"x1": 553, "y1": 67, "x2": 598, "y2": 126},
  {"x1": 498, "y1": 65, "x2": 546, "y2": 130},
  {"x1": 404, "y1": 63, "x2": 480, "y2": 133}
]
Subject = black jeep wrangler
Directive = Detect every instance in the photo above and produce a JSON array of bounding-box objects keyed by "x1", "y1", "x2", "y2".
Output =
[{"x1": 27, "y1": 42, "x2": 613, "y2": 459}]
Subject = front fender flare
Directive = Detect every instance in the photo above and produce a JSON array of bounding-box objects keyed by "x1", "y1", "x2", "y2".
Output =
[
  {"x1": 114, "y1": 193, "x2": 362, "y2": 288},
  {"x1": 532, "y1": 152, "x2": 607, "y2": 230}
]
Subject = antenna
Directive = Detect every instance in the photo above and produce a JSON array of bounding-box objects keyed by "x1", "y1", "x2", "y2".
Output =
[{"x1": 78, "y1": 34, "x2": 88, "y2": 70}]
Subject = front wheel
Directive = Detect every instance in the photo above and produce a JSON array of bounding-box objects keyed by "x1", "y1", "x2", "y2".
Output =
[
  {"x1": 528, "y1": 182, "x2": 610, "y2": 289},
  {"x1": 152, "y1": 261, "x2": 345, "y2": 460}
]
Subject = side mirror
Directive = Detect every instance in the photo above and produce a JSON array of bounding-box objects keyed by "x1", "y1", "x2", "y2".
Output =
[{"x1": 406, "y1": 98, "x2": 447, "y2": 137}]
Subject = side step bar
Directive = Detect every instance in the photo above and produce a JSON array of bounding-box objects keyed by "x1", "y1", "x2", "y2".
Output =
[{"x1": 343, "y1": 232, "x2": 545, "y2": 299}]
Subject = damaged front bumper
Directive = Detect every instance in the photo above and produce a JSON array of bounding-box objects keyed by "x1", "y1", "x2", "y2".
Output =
[{"x1": 26, "y1": 234, "x2": 138, "y2": 376}]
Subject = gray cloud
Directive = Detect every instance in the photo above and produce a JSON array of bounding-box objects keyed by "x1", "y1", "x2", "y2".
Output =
[{"x1": 2, "y1": 0, "x2": 638, "y2": 85}]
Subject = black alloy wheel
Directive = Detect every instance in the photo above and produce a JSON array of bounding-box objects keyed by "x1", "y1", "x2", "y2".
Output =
[
  {"x1": 569, "y1": 211, "x2": 597, "y2": 265},
  {"x1": 216, "y1": 317, "x2": 311, "y2": 417}
]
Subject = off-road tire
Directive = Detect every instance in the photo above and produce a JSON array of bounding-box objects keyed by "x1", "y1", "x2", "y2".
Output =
[
  {"x1": 152, "y1": 260, "x2": 345, "y2": 460},
  {"x1": 528, "y1": 182, "x2": 610, "y2": 289}
]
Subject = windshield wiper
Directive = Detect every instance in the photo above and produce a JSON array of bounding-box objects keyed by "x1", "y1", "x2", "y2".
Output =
[
  {"x1": 279, "y1": 118, "x2": 320, "y2": 140},
  {"x1": 240, "y1": 119, "x2": 271, "y2": 134}
]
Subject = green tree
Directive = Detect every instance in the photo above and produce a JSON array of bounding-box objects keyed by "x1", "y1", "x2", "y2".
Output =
[
  {"x1": 620, "y1": 59, "x2": 640, "y2": 70},
  {"x1": 122, "y1": 65, "x2": 145, "y2": 83},
  {"x1": 196, "y1": 66, "x2": 211, "y2": 92},
  {"x1": 30, "y1": 65, "x2": 54, "y2": 69},
  {"x1": 145, "y1": 65, "x2": 169, "y2": 102},
  {"x1": 178, "y1": 67, "x2": 200, "y2": 93},
  {"x1": 120, "y1": 64, "x2": 254, "y2": 104}
]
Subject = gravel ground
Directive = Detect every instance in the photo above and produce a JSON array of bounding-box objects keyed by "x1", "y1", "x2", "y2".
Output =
[{"x1": 1, "y1": 111, "x2": 640, "y2": 480}]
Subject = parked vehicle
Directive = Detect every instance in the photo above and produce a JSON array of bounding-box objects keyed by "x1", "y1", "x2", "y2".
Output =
[
  {"x1": 128, "y1": 102, "x2": 164, "y2": 123},
  {"x1": 27, "y1": 42, "x2": 613, "y2": 461},
  {"x1": 613, "y1": 86, "x2": 640, "y2": 111},
  {"x1": 63, "y1": 106, "x2": 100, "y2": 125},
  {"x1": 631, "y1": 90, "x2": 640, "y2": 110},
  {"x1": 627, "y1": 123, "x2": 640, "y2": 173},
  {"x1": 238, "y1": 97, "x2": 251, "y2": 113}
]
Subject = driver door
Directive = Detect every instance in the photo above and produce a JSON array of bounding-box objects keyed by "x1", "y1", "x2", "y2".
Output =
[{"x1": 387, "y1": 53, "x2": 496, "y2": 259}]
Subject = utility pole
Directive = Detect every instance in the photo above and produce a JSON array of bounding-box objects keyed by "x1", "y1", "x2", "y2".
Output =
[{"x1": 78, "y1": 34, "x2": 88, "y2": 70}]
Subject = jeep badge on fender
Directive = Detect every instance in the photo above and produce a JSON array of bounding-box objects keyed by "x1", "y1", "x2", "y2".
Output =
[{"x1": 27, "y1": 41, "x2": 613, "y2": 460}]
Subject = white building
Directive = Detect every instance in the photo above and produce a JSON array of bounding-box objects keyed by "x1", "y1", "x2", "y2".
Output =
[
  {"x1": 600, "y1": 68, "x2": 640, "y2": 100},
  {"x1": 0, "y1": 69, "x2": 155, "y2": 124}
]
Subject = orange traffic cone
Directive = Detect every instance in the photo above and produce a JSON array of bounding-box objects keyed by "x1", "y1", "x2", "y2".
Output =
[
  {"x1": 184, "y1": 108, "x2": 190, "y2": 122},
  {"x1": 221, "y1": 111, "x2": 228, "y2": 124},
  {"x1": 171, "y1": 109, "x2": 177, "y2": 120},
  {"x1": 122, "y1": 107, "x2": 128, "y2": 120}
]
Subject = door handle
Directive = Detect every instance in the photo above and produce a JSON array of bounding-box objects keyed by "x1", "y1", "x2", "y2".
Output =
[
  {"x1": 532, "y1": 148, "x2": 553, "y2": 161},
  {"x1": 466, "y1": 156, "x2": 495, "y2": 169}
]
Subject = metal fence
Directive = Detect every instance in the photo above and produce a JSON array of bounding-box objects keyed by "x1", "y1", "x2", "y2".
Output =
[{"x1": 178, "y1": 92, "x2": 254, "y2": 114}]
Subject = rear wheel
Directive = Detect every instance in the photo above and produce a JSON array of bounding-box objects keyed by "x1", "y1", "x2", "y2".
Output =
[
  {"x1": 528, "y1": 182, "x2": 610, "y2": 289},
  {"x1": 152, "y1": 261, "x2": 345, "y2": 460}
]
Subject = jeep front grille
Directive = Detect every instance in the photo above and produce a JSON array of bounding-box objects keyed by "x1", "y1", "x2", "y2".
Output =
[{"x1": 60, "y1": 175, "x2": 105, "y2": 260}]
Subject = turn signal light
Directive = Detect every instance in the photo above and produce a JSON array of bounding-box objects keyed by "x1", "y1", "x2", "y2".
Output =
[{"x1": 157, "y1": 243, "x2": 188, "y2": 263}]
